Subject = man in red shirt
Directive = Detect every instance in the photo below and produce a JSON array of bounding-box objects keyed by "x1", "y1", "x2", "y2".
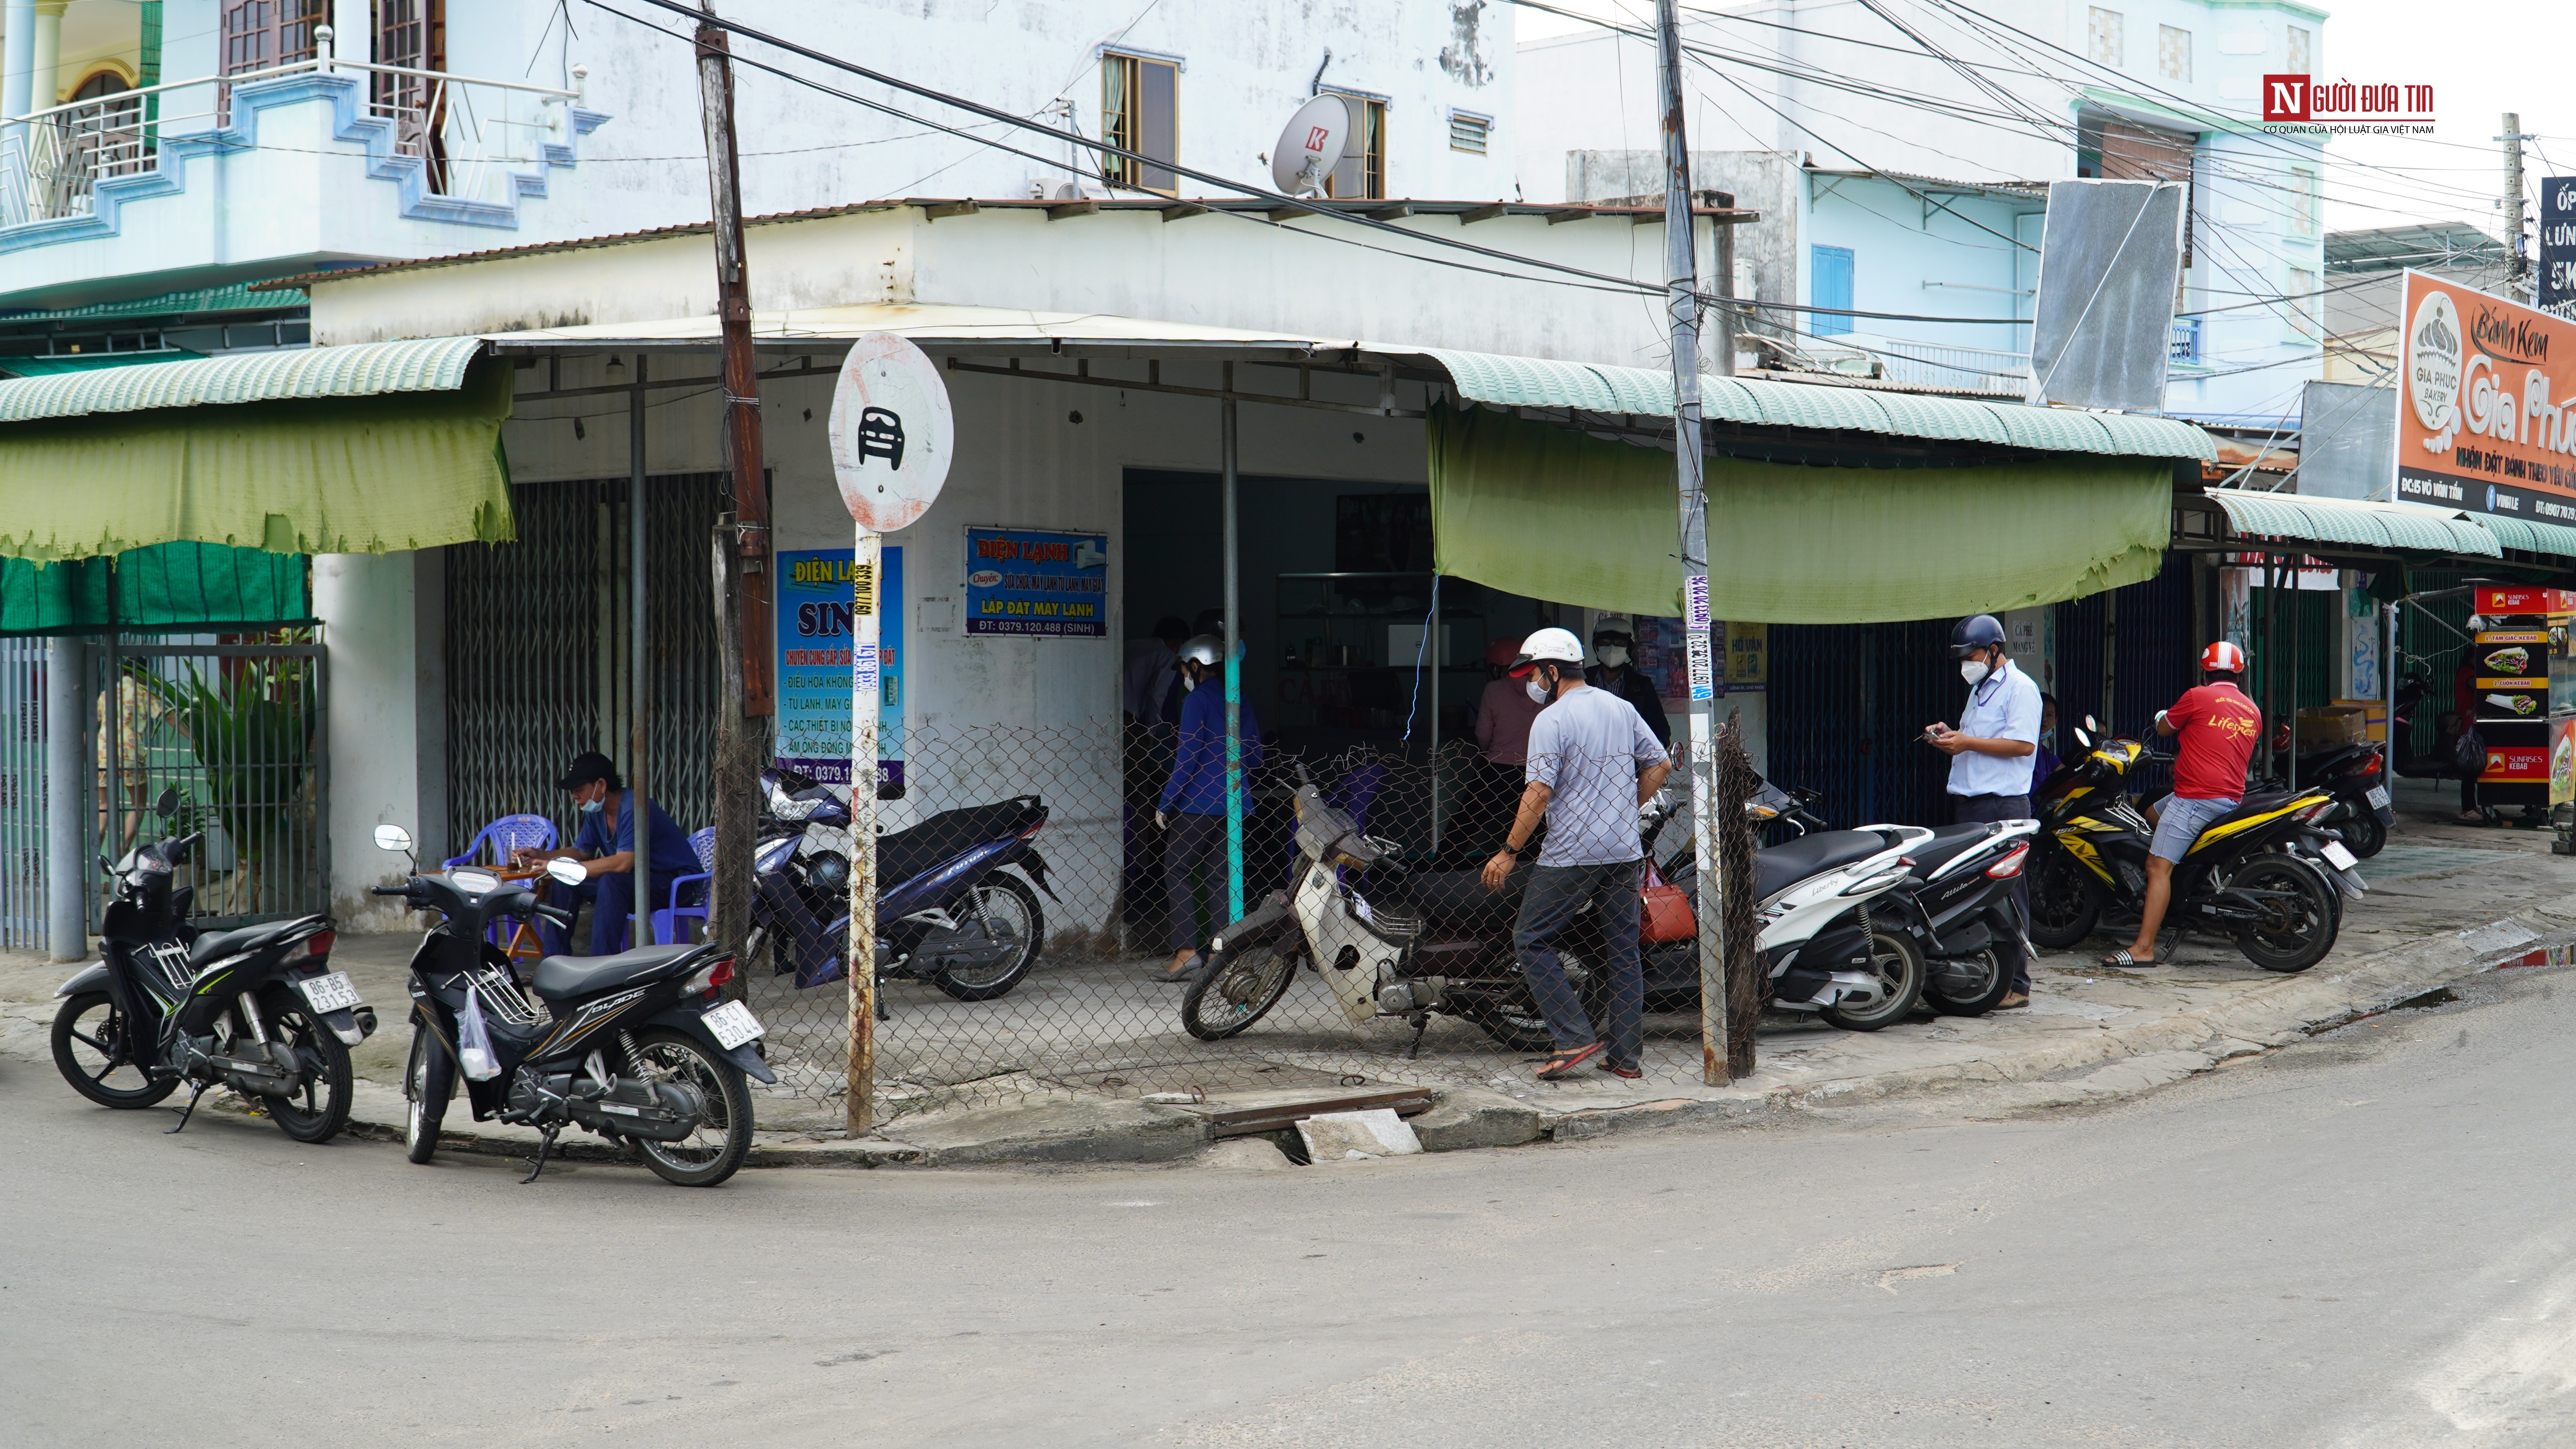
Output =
[{"x1": 2105, "y1": 642, "x2": 2261, "y2": 967}]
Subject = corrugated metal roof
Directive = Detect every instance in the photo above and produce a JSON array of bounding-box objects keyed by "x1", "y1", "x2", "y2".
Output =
[
  {"x1": 0, "y1": 282, "x2": 306, "y2": 324},
  {"x1": 1383, "y1": 346, "x2": 2217, "y2": 460},
  {"x1": 0, "y1": 349, "x2": 206, "y2": 378},
  {"x1": 0, "y1": 337, "x2": 484, "y2": 424},
  {"x1": 2476, "y1": 514, "x2": 2576, "y2": 558},
  {"x1": 2204, "y1": 488, "x2": 2501, "y2": 557}
]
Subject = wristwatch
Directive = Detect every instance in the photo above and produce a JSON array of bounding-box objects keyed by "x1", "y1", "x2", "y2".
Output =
[{"x1": 1499, "y1": 840, "x2": 1523, "y2": 856}]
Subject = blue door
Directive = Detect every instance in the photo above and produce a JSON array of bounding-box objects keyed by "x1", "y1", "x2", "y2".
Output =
[{"x1": 1810, "y1": 245, "x2": 1854, "y2": 336}]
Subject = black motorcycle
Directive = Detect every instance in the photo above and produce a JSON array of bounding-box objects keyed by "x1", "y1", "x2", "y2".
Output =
[
  {"x1": 2264, "y1": 727, "x2": 2397, "y2": 858},
  {"x1": 50, "y1": 788, "x2": 371, "y2": 1142},
  {"x1": 371, "y1": 825, "x2": 771, "y2": 1186},
  {"x1": 754, "y1": 766, "x2": 1055, "y2": 1005},
  {"x1": 1873, "y1": 817, "x2": 2041, "y2": 1016}
]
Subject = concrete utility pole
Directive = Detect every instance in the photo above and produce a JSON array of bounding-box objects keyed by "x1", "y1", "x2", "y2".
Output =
[
  {"x1": 693, "y1": 1, "x2": 774, "y2": 962},
  {"x1": 2501, "y1": 113, "x2": 2533, "y2": 300},
  {"x1": 1656, "y1": 0, "x2": 1732, "y2": 1086}
]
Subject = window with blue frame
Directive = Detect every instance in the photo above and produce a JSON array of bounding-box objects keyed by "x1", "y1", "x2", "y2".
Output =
[{"x1": 1810, "y1": 245, "x2": 1854, "y2": 337}]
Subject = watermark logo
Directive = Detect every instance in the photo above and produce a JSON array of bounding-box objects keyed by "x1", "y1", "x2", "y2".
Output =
[{"x1": 2262, "y1": 76, "x2": 2436, "y2": 134}]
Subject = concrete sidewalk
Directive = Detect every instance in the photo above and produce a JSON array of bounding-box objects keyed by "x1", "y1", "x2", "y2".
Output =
[{"x1": 4, "y1": 779, "x2": 2569, "y2": 1168}]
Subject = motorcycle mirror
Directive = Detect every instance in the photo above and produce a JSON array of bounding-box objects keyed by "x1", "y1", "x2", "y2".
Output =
[
  {"x1": 546, "y1": 855, "x2": 589, "y2": 886},
  {"x1": 154, "y1": 786, "x2": 179, "y2": 820},
  {"x1": 374, "y1": 825, "x2": 413, "y2": 853}
]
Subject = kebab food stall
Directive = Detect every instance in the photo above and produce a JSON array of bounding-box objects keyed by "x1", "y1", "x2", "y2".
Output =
[{"x1": 2465, "y1": 586, "x2": 2576, "y2": 822}]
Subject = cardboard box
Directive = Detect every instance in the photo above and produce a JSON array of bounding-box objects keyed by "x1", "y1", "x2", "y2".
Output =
[
  {"x1": 2330, "y1": 698, "x2": 2389, "y2": 744},
  {"x1": 2296, "y1": 706, "x2": 2368, "y2": 748}
]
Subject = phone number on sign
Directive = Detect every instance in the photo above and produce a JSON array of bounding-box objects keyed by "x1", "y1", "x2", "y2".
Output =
[{"x1": 967, "y1": 618, "x2": 1105, "y2": 637}]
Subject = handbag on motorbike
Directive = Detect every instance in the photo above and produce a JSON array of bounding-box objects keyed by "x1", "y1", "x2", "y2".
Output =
[{"x1": 1637, "y1": 861, "x2": 1695, "y2": 944}]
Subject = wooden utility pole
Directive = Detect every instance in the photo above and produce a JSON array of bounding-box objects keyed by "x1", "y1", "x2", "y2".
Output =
[
  {"x1": 694, "y1": 2, "x2": 774, "y2": 962},
  {"x1": 1656, "y1": 0, "x2": 1730, "y2": 1085}
]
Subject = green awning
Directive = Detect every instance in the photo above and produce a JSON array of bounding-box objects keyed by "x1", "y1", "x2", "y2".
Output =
[
  {"x1": 1380, "y1": 345, "x2": 2219, "y2": 461},
  {"x1": 0, "y1": 280, "x2": 306, "y2": 324},
  {"x1": 0, "y1": 350, "x2": 207, "y2": 378},
  {"x1": 1427, "y1": 403, "x2": 2172, "y2": 623},
  {"x1": 0, "y1": 543, "x2": 309, "y2": 636},
  {"x1": 2204, "y1": 488, "x2": 2500, "y2": 557},
  {"x1": 0, "y1": 337, "x2": 515, "y2": 561},
  {"x1": 2476, "y1": 514, "x2": 2576, "y2": 558}
]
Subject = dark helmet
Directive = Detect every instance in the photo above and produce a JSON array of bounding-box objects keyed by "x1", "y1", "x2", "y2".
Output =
[
  {"x1": 1949, "y1": 614, "x2": 2006, "y2": 659},
  {"x1": 806, "y1": 851, "x2": 851, "y2": 893}
]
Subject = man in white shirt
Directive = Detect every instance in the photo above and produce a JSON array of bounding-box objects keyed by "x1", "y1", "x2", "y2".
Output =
[{"x1": 1923, "y1": 613, "x2": 2041, "y2": 1008}]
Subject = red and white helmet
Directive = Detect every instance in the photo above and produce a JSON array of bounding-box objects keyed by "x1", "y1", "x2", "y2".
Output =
[{"x1": 2200, "y1": 640, "x2": 2246, "y2": 673}]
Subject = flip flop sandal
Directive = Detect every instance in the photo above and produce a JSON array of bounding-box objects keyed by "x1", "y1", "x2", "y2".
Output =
[
  {"x1": 1536, "y1": 1042, "x2": 1605, "y2": 1080},
  {"x1": 1600, "y1": 1061, "x2": 1643, "y2": 1080},
  {"x1": 2100, "y1": 949, "x2": 2158, "y2": 968}
]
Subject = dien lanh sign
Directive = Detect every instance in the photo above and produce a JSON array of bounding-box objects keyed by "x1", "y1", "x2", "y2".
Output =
[
  {"x1": 776, "y1": 546, "x2": 905, "y2": 792},
  {"x1": 964, "y1": 527, "x2": 1108, "y2": 638}
]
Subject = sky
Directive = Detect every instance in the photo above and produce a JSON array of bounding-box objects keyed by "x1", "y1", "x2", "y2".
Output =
[{"x1": 1512, "y1": 0, "x2": 2576, "y2": 244}]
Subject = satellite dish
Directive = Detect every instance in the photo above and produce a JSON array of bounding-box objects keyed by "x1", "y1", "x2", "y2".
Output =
[
  {"x1": 829, "y1": 333, "x2": 955, "y2": 532},
  {"x1": 1270, "y1": 94, "x2": 1350, "y2": 197}
]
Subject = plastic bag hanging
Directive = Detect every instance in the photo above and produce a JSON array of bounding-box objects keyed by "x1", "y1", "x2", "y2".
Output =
[{"x1": 458, "y1": 982, "x2": 501, "y2": 1081}]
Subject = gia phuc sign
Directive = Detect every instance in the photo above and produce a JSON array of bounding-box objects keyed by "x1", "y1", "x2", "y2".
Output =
[{"x1": 830, "y1": 333, "x2": 955, "y2": 530}]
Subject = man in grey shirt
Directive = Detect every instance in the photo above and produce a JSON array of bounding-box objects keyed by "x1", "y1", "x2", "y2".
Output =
[{"x1": 1480, "y1": 627, "x2": 1672, "y2": 1080}]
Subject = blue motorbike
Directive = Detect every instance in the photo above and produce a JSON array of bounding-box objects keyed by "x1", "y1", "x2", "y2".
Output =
[{"x1": 751, "y1": 767, "x2": 1056, "y2": 1006}]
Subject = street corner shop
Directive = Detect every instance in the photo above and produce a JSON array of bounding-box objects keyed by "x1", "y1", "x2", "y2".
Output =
[{"x1": 4, "y1": 197, "x2": 2572, "y2": 1112}]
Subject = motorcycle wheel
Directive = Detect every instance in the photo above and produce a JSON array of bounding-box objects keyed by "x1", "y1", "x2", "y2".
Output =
[
  {"x1": 51, "y1": 991, "x2": 177, "y2": 1109},
  {"x1": 404, "y1": 1016, "x2": 455, "y2": 1165},
  {"x1": 258, "y1": 988, "x2": 352, "y2": 1145},
  {"x1": 932, "y1": 873, "x2": 1046, "y2": 1002},
  {"x1": 1923, "y1": 948, "x2": 2014, "y2": 1016},
  {"x1": 1181, "y1": 943, "x2": 1297, "y2": 1040},
  {"x1": 1456, "y1": 993, "x2": 1556, "y2": 1054},
  {"x1": 2227, "y1": 856, "x2": 2339, "y2": 973},
  {"x1": 2334, "y1": 808, "x2": 2388, "y2": 860},
  {"x1": 2026, "y1": 849, "x2": 2102, "y2": 949},
  {"x1": 627, "y1": 1028, "x2": 754, "y2": 1187},
  {"x1": 1820, "y1": 925, "x2": 1928, "y2": 1031}
]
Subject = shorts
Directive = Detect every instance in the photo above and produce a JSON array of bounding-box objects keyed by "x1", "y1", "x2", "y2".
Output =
[{"x1": 2149, "y1": 794, "x2": 2239, "y2": 864}]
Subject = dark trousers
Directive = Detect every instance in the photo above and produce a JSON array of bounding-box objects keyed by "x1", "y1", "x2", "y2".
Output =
[
  {"x1": 1163, "y1": 811, "x2": 1229, "y2": 953},
  {"x1": 560, "y1": 870, "x2": 635, "y2": 956},
  {"x1": 1514, "y1": 859, "x2": 1645, "y2": 1065},
  {"x1": 1950, "y1": 792, "x2": 2032, "y2": 993}
]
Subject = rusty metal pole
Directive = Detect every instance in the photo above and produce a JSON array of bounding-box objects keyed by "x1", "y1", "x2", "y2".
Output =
[
  {"x1": 1656, "y1": 0, "x2": 1729, "y2": 1086},
  {"x1": 693, "y1": 3, "x2": 774, "y2": 973}
]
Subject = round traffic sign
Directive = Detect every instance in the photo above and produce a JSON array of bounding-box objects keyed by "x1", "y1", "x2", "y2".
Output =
[{"x1": 829, "y1": 333, "x2": 954, "y2": 531}]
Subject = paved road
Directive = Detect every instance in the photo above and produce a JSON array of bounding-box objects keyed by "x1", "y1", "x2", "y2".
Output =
[{"x1": 6, "y1": 959, "x2": 2573, "y2": 1448}]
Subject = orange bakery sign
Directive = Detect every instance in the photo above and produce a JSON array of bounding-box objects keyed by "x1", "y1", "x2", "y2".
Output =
[{"x1": 2395, "y1": 271, "x2": 2576, "y2": 522}]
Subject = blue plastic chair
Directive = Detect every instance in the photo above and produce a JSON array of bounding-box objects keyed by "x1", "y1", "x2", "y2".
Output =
[
  {"x1": 651, "y1": 826, "x2": 719, "y2": 945},
  {"x1": 444, "y1": 813, "x2": 563, "y2": 954}
]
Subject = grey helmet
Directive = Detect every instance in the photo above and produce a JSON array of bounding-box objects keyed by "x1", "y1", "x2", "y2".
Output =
[{"x1": 1179, "y1": 634, "x2": 1226, "y2": 668}]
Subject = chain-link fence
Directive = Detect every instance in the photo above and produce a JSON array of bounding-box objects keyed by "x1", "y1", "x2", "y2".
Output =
[{"x1": 722, "y1": 718, "x2": 1751, "y2": 1131}]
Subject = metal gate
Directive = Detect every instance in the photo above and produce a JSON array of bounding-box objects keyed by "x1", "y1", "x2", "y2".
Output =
[
  {"x1": 0, "y1": 639, "x2": 49, "y2": 949},
  {"x1": 97, "y1": 635, "x2": 329, "y2": 929},
  {"x1": 444, "y1": 474, "x2": 727, "y2": 860}
]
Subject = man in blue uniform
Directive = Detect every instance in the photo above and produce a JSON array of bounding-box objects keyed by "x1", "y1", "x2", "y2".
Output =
[{"x1": 516, "y1": 751, "x2": 703, "y2": 955}]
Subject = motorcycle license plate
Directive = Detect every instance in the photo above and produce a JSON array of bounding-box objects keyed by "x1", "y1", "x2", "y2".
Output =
[
  {"x1": 2365, "y1": 785, "x2": 2392, "y2": 809},
  {"x1": 702, "y1": 1000, "x2": 764, "y2": 1050},
  {"x1": 296, "y1": 971, "x2": 362, "y2": 1013},
  {"x1": 2319, "y1": 841, "x2": 2360, "y2": 871}
]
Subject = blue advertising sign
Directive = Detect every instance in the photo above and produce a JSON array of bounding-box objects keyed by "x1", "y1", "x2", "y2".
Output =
[
  {"x1": 776, "y1": 546, "x2": 904, "y2": 792},
  {"x1": 964, "y1": 526, "x2": 1108, "y2": 637}
]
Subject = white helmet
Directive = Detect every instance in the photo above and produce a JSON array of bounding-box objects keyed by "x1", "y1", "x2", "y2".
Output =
[
  {"x1": 1178, "y1": 633, "x2": 1226, "y2": 668},
  {"x1": 1509, "y1": 627, "x2": 1586, "y2": 677}
]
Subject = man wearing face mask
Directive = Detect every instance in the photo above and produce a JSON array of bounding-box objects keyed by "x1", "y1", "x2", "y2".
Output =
[
  {"x1": 514, "y1": 751, "x2": 704, "y2": 956},
  {"x1": 1923, "y1": 614, "x2": 2041, "y2": 1007},
  {"x1": 1157, "y1": 634, "x2": 1264, "y2": 980},
  {"x1": 1584, "y1": 619, "x2": 1671, "y2": 749},
  {"x1": 1482, "y1": 627, "x2": 1672, "y2": 1080}
]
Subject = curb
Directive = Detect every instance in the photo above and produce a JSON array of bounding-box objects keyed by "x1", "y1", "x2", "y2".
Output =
[{"x1": 80, "y1": 890, "x2": 2576, "y2": 1172}]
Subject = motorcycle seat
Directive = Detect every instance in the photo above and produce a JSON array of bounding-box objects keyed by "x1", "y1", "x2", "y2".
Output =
[
  {"x1": 2182, "y1": 791, "x2": 2302, "y2": 845},
  {"x1": 530, "y1": 943, "x2": 702, "y2": 1002},
  {"x1": 1756, "y1": 831, "x2": 1889, "y2": 902},
  {"x1": 874, "y1": 798, "x2": 1043, "y2": 888},
  {"x1": 187, "y1": 914, "x2": 321, "y2": 966},
  {"x1": 1905, "y1": 823, "x2": 2002, "y2": 876},
  {"x1": 1381, "y1": 867, "x2": 1522, "y2": 937}
]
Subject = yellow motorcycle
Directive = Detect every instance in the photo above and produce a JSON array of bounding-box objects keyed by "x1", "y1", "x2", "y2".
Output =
[{"x1": 2026, "y1": 720, "x2": 2359, "y2": 973}]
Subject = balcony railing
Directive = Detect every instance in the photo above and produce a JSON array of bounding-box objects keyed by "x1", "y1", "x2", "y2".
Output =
[
  {"x1": 2170, "y1": 316, "x2": 2203, "y2": 363},
  {"x1": 0, "y1": 36, "x2": 582, "y2": 229}
]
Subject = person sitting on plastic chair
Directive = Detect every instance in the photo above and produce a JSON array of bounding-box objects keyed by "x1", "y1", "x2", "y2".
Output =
[{"x1": 513, "y1": 751, "x2": 705, "y2": 955}]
